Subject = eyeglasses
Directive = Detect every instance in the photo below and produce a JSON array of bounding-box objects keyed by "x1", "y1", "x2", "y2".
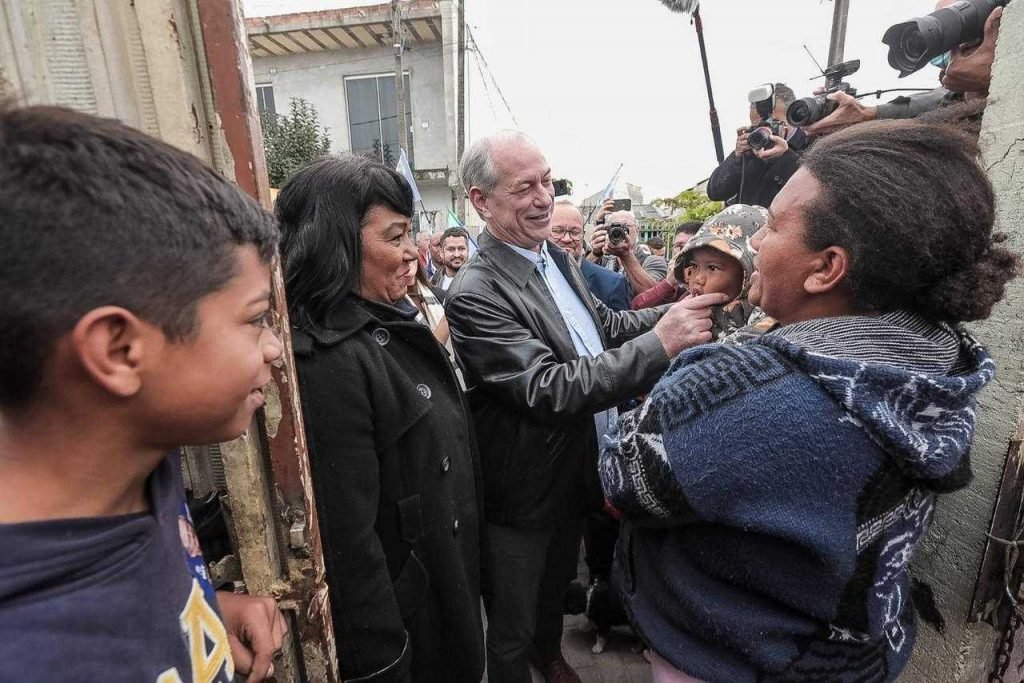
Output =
[{"x1": 550, "y1": 226, "x2": 583, "y2": 239}]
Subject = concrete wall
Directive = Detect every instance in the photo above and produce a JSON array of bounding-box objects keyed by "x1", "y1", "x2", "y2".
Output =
[
  {"x1": 904, "y1": 3, "x2": 1024, "y2": 680},
  {"x1": 252, "y1": 44, "x2": 448, "y2": 168},
  {"x1": 252, "y1": 43, "x2": 456, "y2": 221}
]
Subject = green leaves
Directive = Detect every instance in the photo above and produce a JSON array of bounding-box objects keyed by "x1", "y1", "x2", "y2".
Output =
[
  {"x1": 642, "y1": 190, "x2": 723, "y2": 242},
  {"x1": 261, "y1": 98, "x2": 332, "y2": 188}
]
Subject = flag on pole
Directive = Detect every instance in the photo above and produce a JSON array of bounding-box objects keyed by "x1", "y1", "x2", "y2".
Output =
[
  {"x1": 599, "y1": 163, "x2": 624, "y2": 203},
  {"x1": 448, "y1": 208, "x2": 478, "y2": 257},
  {"x1": 395, "y1": 148, "x2": 421, "y2": 202}
]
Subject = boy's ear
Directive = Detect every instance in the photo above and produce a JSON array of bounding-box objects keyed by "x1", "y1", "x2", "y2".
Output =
[
  {"x1": 70, "y1": 307, "x2": 151, "y2": 398},
  {"x1": 804, "y1": 245, "x2": 850, "y2": 295}
]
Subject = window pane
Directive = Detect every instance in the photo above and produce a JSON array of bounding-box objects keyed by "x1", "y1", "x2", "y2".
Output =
[
  {"x1": 346, "y1": 78, "x2": 381, "y2": 158},
  {"x1": 377, "y1": 76, "x2": 398, "y2": 166},
  {"x1": 376, "y1": 75, "x2": 414, "y2": 166},
  {"x1": 256, "y1": 86, "x2": 275, "y2": 117}
]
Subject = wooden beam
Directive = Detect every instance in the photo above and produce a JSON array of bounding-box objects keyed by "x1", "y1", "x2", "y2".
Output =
[
  {"x1": 312, "y1": 27, "x2": 347, "y2": 50},
  {"x1": 339, "y1": 25, "x2": 367, "y2": 48},
  {"x1": 404, "y1": 19, "x2": 423, "y2": 42},
  {"x1": 260, "y1": 33, "x2": 297, "y2": 55},
  {"x1": 426, "y1": 17, "x2": 442, "y2": 42}
]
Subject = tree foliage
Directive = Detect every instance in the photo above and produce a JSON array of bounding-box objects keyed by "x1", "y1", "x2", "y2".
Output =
[
  {"x1": 651, "y1": 189, "x2": 723, "y2": 223},
  {"x1": 261, "y1": 98, "x2": 332, "y2": 188},
  {"x1": 639, "y1": 189, "x2": 724, "y2": 247}
]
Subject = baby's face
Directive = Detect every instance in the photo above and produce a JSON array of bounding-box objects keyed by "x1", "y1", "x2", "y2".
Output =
[{"x1": 684, "y1": 247, "x2": 744, "y2": 301}]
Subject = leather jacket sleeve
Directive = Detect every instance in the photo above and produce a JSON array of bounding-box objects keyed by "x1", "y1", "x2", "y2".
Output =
[{"x1": 447, "y1": 290, "x2": 671, "y2": 423}]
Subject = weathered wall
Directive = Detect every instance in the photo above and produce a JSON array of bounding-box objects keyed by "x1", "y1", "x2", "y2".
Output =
[
  {"x1": 251, "y1": 43, "x2": 458, "y2": 225},
  {"x1": 251, "y1": 43, "x2": 449, "y2": 168},
  {"x1": 905, "y1": 3, "x2": 1024, "y2": 680}
]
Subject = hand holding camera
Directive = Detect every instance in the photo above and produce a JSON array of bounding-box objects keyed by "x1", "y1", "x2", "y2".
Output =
[
  {"x1": 602, "y1": 221, "x2": 633, "y2": 258},
  {"x1": 803, "y1": 90, "x2": 878, "y2": 137},
  {"x1": 752, "y1": 134, "x2": 789, "y2": 160},
  {"x1": 734, "y1": 128, "x2": 752, "y2": 156},
  {"x1": 941, "y1": 6, "x2": 1003, "y2": 95}
]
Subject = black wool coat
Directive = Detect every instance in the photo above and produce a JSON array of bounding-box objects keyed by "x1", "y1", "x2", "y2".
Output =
[{"x1": 292, "y1": 296, "x2": 484, "y2": 683}]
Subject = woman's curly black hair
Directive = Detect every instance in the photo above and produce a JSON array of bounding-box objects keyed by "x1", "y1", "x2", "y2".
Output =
[{"x1": 799, "y1": 117, "x2": 1018, "y2": 323}]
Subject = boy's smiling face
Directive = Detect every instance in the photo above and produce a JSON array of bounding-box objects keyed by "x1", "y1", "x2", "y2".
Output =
[
  {"x1": 684, "y1": 247, "x2": 744, "y2": 301},
  {"x1": 138, "y1": 245, "x2": 283, "y2": 447}
]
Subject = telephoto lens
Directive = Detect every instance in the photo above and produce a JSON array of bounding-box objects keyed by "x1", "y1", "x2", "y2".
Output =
[
  {"x1": 747, "y1": 127, "x2": 775, "y2": 151},
  {"x1": 882, "y1": 0, "x2": 1006, "y2": 77}
]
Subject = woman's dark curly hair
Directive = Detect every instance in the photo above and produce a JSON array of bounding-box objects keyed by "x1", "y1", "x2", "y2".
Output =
[{"x1": 799, "y1": 118, "x2": 1018, "y2": 323}]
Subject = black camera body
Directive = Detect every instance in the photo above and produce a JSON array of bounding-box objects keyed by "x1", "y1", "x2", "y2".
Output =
[
  {"x1": 607, "y1": 223, "x2": 629, "y2": 245},
  {"x1": 746, "y1": 118, "x2": 782, "y2": 151},
  {"x1": 787, "y1": 59, "x2": 860, "y2": 127}
]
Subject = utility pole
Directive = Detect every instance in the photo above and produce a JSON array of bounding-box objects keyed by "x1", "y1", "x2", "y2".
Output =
[
  {"x1": 456, "y1": 0, "x2": 467, "y2": 222},
  {"x1": 827, "y1": 0, "x2": 851, "y2": 66},
  {"x1": 392, "y1": 0, "x2": 409, "y2": 156}
]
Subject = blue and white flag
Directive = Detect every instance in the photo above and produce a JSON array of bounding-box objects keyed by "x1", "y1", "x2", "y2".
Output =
[
  {"x1": 396, "y1": 148, "x2": 421, "y2": 202},
  {"x1": 599, "y1": 163, "x2": 624, "y2": 203}
]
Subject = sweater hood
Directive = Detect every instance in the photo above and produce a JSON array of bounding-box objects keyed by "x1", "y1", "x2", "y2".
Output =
[{"x1": 754, "y1": 311, "x2": 995, "y2": 486}]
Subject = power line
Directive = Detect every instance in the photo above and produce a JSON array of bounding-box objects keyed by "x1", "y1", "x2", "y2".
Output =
[
  {"x1": 469, "y1": 39, "x2": 499, "y2": 122},
  {"x1": 465, "y1": 26, "x2": 519, "y2": 127}
]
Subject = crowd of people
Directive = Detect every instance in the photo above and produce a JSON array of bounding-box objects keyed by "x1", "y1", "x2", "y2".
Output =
[{"x1": 0, "y1": 2, "x2": 1018, "y2": 683}]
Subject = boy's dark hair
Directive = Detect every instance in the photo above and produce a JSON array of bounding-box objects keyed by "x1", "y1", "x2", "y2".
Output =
[
  {"x1": 799, "y1": 118, "x2": 1018, "y2": 323},
  {"x1": 675, "y1": 221, "x2": 702, "y2": 237},
  {"x1": 646, "y1": 235, "x2": 665, "y2": 250},
  {"x1": 277, "y1": 154, "x2": 414, "y2": 329},
  {"x1": 441, "y1": 227, "x2": 469, "y2": 248},
  {"x1": 0, "y1": 105, "x2": 279, "y2": 409}
]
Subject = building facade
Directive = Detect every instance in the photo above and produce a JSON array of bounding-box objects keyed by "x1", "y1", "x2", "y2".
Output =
[{"x1": 246, "y1": 0, "x2": 465, "y2": 234}]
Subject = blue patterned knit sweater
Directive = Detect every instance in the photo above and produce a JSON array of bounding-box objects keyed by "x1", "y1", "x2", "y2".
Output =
[{"x1": 599, "y1": 312, "x2": 993, "y2": 682}]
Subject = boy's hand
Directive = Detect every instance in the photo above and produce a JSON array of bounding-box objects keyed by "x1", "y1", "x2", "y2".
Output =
[{"x1": 217, "y1": 591, "x2": 289, "y2": 682}]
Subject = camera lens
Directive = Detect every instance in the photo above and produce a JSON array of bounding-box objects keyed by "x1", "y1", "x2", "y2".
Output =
[
  {"x1": 748, "y1": 128, "x2": 773, "y2": 151},
  {"x1": 900, "y1": 28, "x2": 929, "y2": 62},
  {"x1": 883, "y1": 0, "x2": 1002, "y2": 77},
  {"x1": 787, "y1": 98, "x2": 818, "y2": 127},
  {"x1": 608, "y1": 225, "x2": 627, "y2": 244}
]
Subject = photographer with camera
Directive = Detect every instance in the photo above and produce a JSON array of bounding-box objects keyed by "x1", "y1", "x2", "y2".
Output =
[
  {"x1": 590, "y1": 204, "x2": 668, "y2": 296},
  {"x1": 804, "y1": 0, "x2": 1004, "y2": 138},
  {"x1": 706, "y1": 83, "x2": 809, "y2": 209}
]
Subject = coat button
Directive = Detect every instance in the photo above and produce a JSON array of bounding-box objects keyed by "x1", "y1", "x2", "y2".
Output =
[
  {"x1": 452, "y1": 518, "x2": 460, "y2": 536},
  {"x1": 416, "y1": 384, "x2": 432, "y2": 399},
  {"x1": 441, "y1": 456, "x2": 451, "y2": 473},
  {"x1": 372, "y1": 328, "x2": 390, "y2": 346}
]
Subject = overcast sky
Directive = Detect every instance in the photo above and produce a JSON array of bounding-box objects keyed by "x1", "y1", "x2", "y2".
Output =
[{"x1": 244, "y1": 0, "x2": 942, "y2": 202}]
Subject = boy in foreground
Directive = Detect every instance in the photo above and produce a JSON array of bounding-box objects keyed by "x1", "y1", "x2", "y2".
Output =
[{"x1": 0, "y1": 105, "x2": 287, "y2": 682}]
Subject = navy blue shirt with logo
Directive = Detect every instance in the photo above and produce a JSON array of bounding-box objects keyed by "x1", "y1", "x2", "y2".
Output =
[{"x1": 0, "y1": 453, "x2": 234, "y2": 682}]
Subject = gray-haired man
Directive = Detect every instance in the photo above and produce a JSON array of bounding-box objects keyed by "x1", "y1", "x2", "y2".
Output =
[{"x1": 445, "y1": 130, "x2": 727, "y2": 683}]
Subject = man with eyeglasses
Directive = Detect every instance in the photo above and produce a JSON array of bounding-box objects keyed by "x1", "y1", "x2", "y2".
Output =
[
  {"x1": 804, "y1": 0, "x2": 1002, "y2": 138},
  {"x1": 549, "y1": 200, "x2": 631, "y2": 311}
]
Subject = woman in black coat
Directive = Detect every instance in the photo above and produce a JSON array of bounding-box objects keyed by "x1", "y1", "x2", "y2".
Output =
[{"x1": 276, "y1": 155, "x2": 484, "y2": 683}]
